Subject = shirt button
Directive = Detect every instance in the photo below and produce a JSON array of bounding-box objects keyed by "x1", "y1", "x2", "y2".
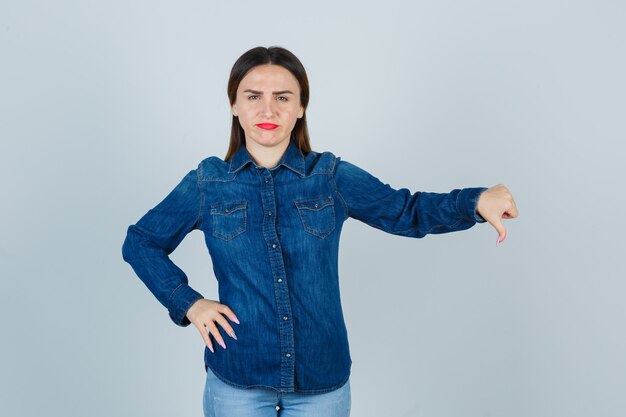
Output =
[
  {"x1": 277, "y1": 278, "x2": 282, "y2": 282},
  {"x1": 268, "y1": 211, "x2": 272, "y2": 216},
  {"x1": 286, "y1": 353, "x2": 291, "y2": 358},
  {"x1": 272, "y1": 243, "x2": 277, "y2": 248},
  {"x1": 314, "y1": 204, "x2": 319, "y2": 208},
  {"x1": 265, "y1": 178, "x2": 269, "y2": 183},
  {"x1": 283, "y1": 316, "x2": 288, "y2": 320}
]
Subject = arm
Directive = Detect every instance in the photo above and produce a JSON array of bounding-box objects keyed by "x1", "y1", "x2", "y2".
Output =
[
  {"x1": 121, "y1": 168, "x2": 205, "y2": 327},
  {"x1": 331, "y1": 157, "x2": 488, "y2": 238}
]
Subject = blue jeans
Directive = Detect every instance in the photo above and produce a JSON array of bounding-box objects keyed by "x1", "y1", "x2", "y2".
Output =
[{"x1": 203, "y1": 366, "x2": 351, "y2": 417}]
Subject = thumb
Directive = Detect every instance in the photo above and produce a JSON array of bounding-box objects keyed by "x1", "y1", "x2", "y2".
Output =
[{"x1": 491, "y1": 218, "x2": 507, "y2": 245}]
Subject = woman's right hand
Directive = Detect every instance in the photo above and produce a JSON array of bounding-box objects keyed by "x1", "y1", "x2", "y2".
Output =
[{"x1": 185, "y1": 298, "x2": 240, "y2": 353}]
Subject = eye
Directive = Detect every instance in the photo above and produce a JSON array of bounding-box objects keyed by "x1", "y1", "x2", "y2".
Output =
[
  {"x1": 276, "y1": 96, "x2": 288, "y2": 102},
  {"x1": 248, "y1": 95, "x2": 259, "y2": 100}
]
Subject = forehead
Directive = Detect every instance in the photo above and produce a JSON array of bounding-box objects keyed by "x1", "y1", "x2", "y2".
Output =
[{"x1": 238, "y1": 64, "x2": 300, "y2": 91}]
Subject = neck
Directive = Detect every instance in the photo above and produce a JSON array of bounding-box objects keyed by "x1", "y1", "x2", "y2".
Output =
[{"x1": 246, "y1": 140, "x2": 290, "y2": 169}]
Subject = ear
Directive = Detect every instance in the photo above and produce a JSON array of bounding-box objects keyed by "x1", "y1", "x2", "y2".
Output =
[
  {"x1": 232, "y1": 103, "x2": 238, "y2": 117},
  {"x1": 298, "y1": 105, "x2": 304, "y2": 118}
]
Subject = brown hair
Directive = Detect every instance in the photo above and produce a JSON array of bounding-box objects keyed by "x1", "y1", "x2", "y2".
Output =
[{"x1": 224, "y1": 46, "x2": 312, "y2": 161}]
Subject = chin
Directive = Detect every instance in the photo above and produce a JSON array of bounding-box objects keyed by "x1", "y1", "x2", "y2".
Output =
[
  {"x1": 247, "y1": 140, "x2": 274, "y2": 149},
  {"x1": 252, "y1": 135, "x2": 289, "y2": 147}
]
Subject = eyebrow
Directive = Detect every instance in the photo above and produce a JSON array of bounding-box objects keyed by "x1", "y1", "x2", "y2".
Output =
[{"x1": 242, "y1": 89, "x2": 295, "y2": 95}]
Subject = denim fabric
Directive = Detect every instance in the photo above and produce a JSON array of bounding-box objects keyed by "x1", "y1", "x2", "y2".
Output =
[
  {"x1": 121, "y1": 139, "x2": 487, "y2": 394},
  {"x1": 203, "y1": 365, "x2": 351, "y2": 417}
]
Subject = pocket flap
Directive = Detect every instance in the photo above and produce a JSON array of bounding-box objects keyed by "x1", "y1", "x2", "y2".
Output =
[
  {"x1": 210, "y1": 200, "x2": 247, "y2": 216},
  {"x1": 294, "y1": 196, "x2": 334, "y2": 211}
]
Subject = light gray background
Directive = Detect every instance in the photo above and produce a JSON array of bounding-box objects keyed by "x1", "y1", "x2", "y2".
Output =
[{"x1": 1, "y1": 1, "x2": 624, "y2": 416}]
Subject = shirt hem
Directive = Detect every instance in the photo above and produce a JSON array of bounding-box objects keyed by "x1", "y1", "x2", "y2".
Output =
[{"x1": 205, "y1": 363, "x2": 351, "y2": 394}]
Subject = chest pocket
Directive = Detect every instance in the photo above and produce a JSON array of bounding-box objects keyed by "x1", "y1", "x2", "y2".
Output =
[
  {"x1": 294, "y1": 195, "x2": 335, "y2": 238},
  {"x1": 210, "y1": 200, "x2": 247, "y2": 241}
]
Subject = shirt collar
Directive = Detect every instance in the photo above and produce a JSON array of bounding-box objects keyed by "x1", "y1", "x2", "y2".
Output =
[{"x1": 228, "y1": 139, "x2": 305, "y2": 176}]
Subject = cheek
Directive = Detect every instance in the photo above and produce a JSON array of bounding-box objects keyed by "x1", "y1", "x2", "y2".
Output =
[
  {"x1": 239, "y1": 111, "x2": 255, "y2": 126},
  {"x1": 285, "y1": 107, "x2": 301, "y2": 119}
]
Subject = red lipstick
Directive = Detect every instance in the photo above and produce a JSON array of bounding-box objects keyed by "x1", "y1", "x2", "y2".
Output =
[{"x1": 257, "y1": 123, "x2": 279, "y2": 130}]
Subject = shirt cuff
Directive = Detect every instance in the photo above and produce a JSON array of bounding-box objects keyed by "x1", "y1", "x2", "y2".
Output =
[
  {"x1": 167, "y1": 283, "x2": 204, "y2": 327},
  {"x1": 456, "y1": 187, "x2": 489, "y2": 223}
]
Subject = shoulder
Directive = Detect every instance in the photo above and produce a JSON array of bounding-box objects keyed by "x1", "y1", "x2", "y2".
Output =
[
  {"x1": 195, "y1": 155, "x2": 231, "y2": 180},
  {"x1": 309, "y1": 150, "x2": 367, "y2": 178},
  {"x1": 304, "y1": 149, "x2": 372, "y2": 179},
  {"x1": 305, "y1": 149, "x2": 345, "y2": 175}
]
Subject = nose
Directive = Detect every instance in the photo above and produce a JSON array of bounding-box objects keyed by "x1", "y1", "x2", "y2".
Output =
[{"x1": 260, "y1": 97, "x2": 276, "y2": 117}]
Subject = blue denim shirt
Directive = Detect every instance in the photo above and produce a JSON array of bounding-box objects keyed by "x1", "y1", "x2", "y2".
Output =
[{"x1": 121, "y1": 139, "x2": 487, "y2": 394}]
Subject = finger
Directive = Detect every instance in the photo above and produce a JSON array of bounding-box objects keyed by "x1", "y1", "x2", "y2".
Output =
[
  {"x1": 214, "y1": 314, "x2": 238, "y2": 341},
  {"x1": 491, "y1": 218, "x2": 507, "y2": 245},
  {"x1": 219, "y1": 305, "x2": 240, "y2": 325},
  {"x1": 196, "y1": 324, "x2": 214, "y2": 353},
  {"x1": 508, "y1": 200, "x2": 519, "y2": 218},
  {"x1": 207, "y1": 320, "x2": 227, "y2": 350}
]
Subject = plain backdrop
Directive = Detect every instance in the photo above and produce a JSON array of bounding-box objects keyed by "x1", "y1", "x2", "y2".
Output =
[{"x1": 1, "y1": 1, "x2": 625, "y2": 416}]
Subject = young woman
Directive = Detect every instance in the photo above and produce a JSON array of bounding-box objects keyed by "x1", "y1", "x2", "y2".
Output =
[{"x1": 122, "y1": 46, "x2": 518, "y2": 417}]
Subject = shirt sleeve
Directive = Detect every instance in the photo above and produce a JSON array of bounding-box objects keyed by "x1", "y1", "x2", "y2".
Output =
[
  {"x1": 331, "y1": 157, "x2": 488, "y2": 238},
  {"x1": 121, "y1": 167, "x2": 205, "y2": 327}
]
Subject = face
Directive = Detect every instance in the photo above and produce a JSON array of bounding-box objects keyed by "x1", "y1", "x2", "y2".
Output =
[{"x1": 232, "y1": 64, "x2": 304, "y2": 151}]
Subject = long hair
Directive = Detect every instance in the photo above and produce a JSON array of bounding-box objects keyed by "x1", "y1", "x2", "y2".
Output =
[{"x1": 224, "y1": 46, "x2": 312, "y2": 161}]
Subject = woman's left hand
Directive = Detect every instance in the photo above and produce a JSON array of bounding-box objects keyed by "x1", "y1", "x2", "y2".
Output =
[{"x1": 476, "y1": 184, "x2": 519, "y2": 245}]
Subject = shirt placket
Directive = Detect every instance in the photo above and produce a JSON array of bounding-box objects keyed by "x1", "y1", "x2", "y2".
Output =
[{"x1": 256, "y1": 165, "x2": 296, "y2": 391}]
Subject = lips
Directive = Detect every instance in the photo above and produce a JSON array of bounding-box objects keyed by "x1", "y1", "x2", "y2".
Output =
[{"x1": 257, "y1": 123, "x2": 279, "y2": 130}]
